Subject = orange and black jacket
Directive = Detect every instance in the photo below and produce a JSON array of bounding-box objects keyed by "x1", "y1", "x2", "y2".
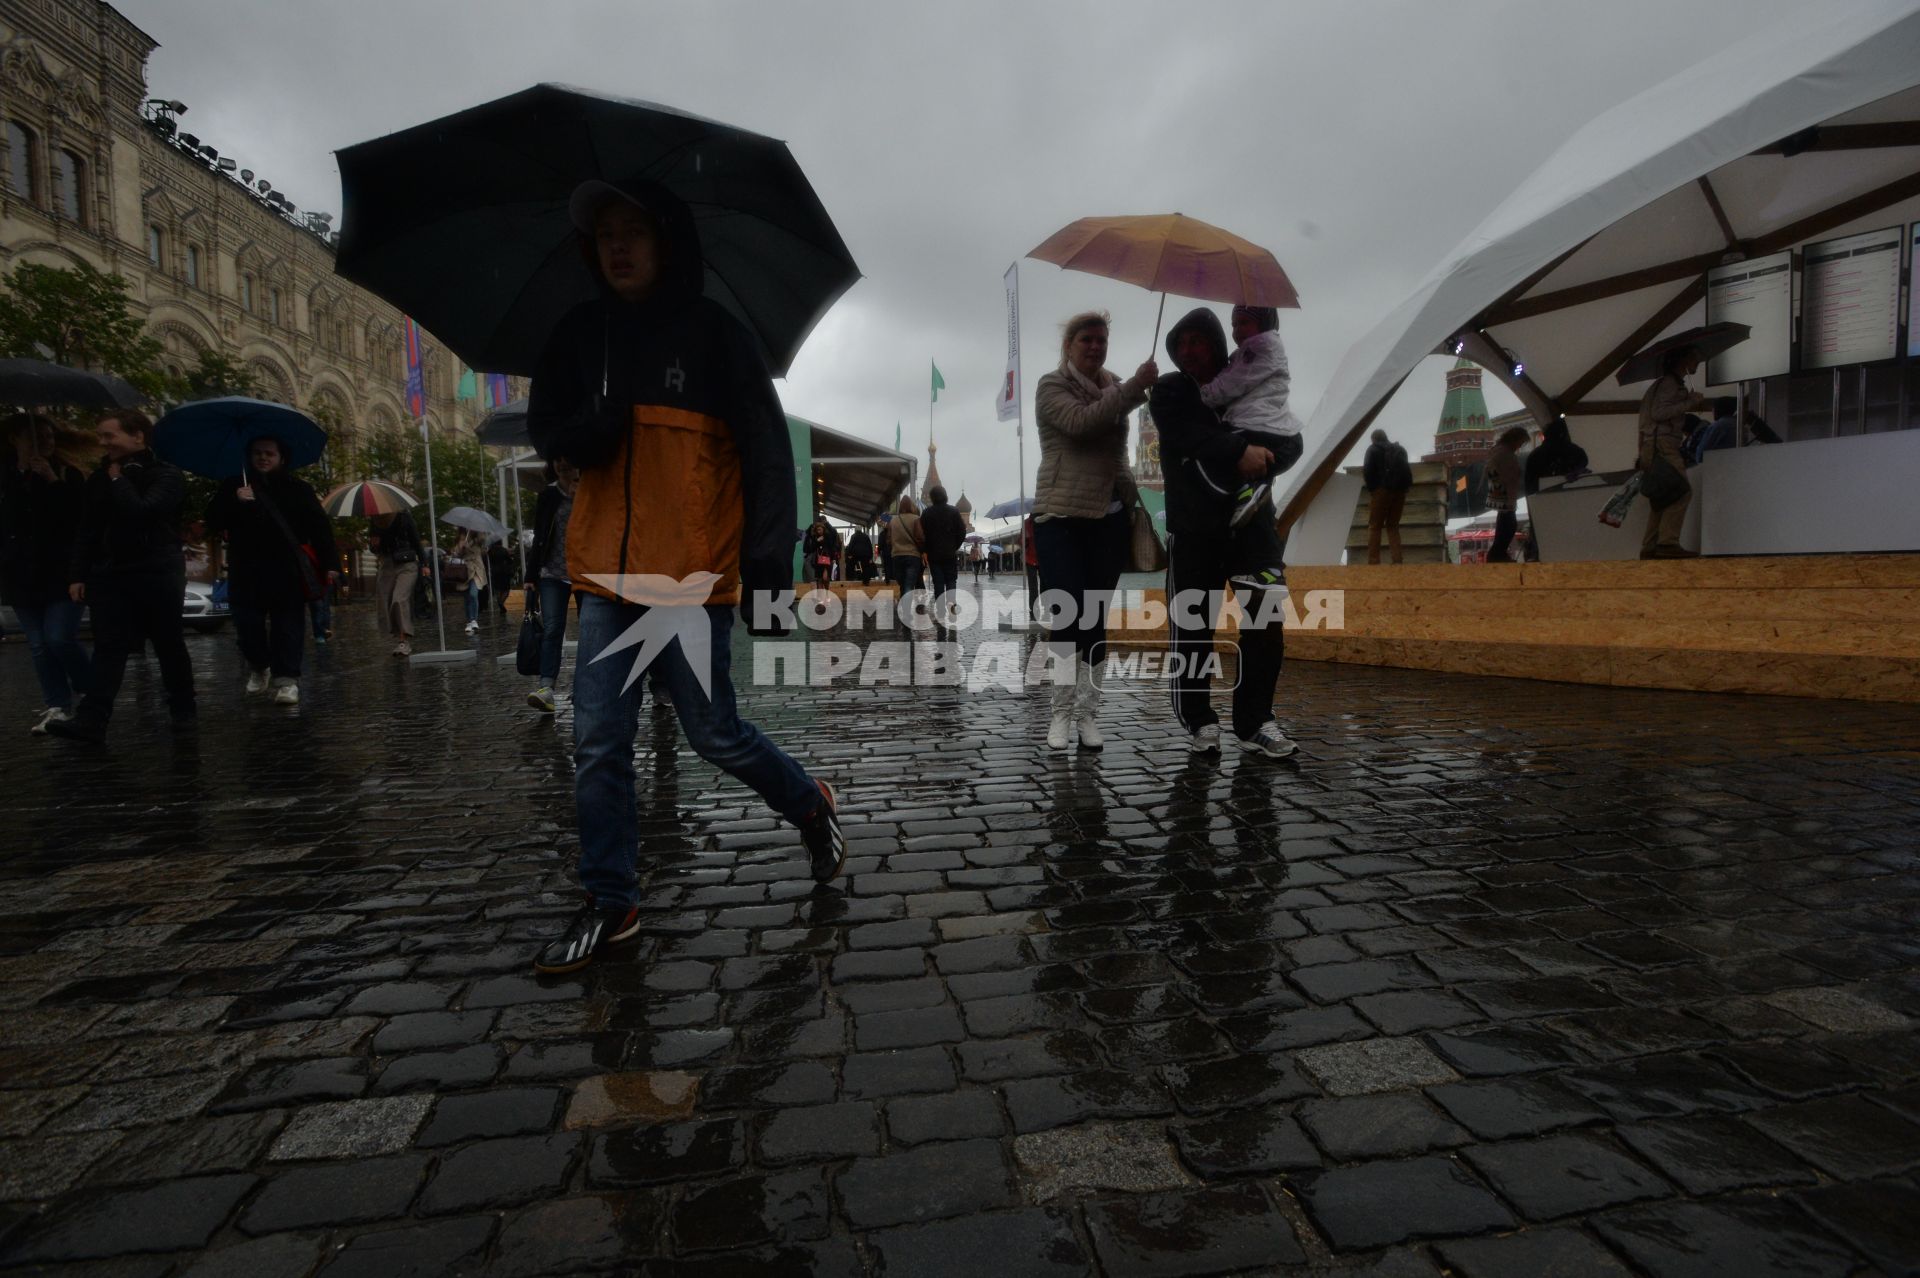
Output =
[{"x1": 527, "y1": 192, "x2": 796, "y2": 620}]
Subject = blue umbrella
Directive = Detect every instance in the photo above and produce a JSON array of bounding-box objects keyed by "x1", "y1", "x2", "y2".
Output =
[
  {"x1": 985, "y1": 495, "x2": 1033, "y2": 520},
  {"x1": 154, "y1": 397, "x2": 328, "y2": 480}
]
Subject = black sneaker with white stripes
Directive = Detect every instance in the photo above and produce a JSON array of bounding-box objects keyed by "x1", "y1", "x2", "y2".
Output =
[
  {"x1": 799, "y1": 779, "x2": 846, "y2": 884},
  {"x1": 533, "y1": 899, "x2": 642, "y2": 975}
]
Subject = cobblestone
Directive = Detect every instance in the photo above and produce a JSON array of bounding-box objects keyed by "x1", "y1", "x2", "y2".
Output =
[{"x1": 2, "y1": 607, "x2": 1918, "y2": 1272}]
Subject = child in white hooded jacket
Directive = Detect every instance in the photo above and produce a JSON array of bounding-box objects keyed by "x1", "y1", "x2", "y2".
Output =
[{"x1": 1198, "y1": 305, "x2": 1304, "y2": 528}]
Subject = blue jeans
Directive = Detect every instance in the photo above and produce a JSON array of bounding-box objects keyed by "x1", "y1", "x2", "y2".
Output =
[
  {"x1": 310, "y1": 587, "x2": 332, "y2": 638},
  {"x1": 465, "y1": 582, "x2": 482, "y2": 625},
  {"x1": 14, "y1": 599, "x2": 90, "y2": 710},
  {"x1": 537, "y1": 577, "x2": 576, "y2": 687},
  {"x1": 572, "y1": 593, "x2": 820, "y2": 909}
]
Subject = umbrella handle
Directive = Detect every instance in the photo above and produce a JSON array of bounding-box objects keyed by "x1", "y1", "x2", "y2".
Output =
[{"x1": 1149, "y1": 292, "x2": 1167, "y2": 362}]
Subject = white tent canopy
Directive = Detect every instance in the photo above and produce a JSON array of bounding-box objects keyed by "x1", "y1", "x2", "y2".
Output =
[{"x1": 1279, "y1": 2, "x2": 1920, "y2": 526}]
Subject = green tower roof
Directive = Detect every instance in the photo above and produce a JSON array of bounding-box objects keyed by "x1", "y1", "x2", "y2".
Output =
[{"x1": 1436, "y1": 357, "x2": 1491, "y2": 436}]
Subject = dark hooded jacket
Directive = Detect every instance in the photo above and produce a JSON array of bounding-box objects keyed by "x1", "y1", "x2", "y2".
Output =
[
  {"x1": 526, "y1": 179, "x2": 796, "y2": 620},
  {"x1": 1, "y1": 459, "x2": 88, "y2": 605},
  {"x1": 205, "y1": 469, "x2": 338, "y2": 607},
  {"x1": 1149, "y1": 308, "x2": 1244, "y2": 538},
  {"x1": 1523, "y1": 417, "x2": 1589, "y2": 496}
]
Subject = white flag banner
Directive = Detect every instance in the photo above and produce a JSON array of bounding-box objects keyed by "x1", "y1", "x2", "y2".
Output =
[{"x1": 996, "y1": 263, "x2": 1021, "y2": 422}]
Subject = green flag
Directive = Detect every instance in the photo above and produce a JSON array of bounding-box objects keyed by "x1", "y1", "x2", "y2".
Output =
[
  {"x1": 455, "y1": 366, "x2": 477, "y2": 401},
  {"x1": 930, "y1": 360, "x2": 945, "y2": 402},
  {"x1": 894, "y1": 422, "x2": 901, "y2": 450}
]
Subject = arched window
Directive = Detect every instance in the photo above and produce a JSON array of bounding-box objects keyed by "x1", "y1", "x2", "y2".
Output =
[
  {"x1": 269, "y1": 288, "x2": 282, "y2": 326},
  {"x1": 240, "y1": 273, "x2": 254, "y2": 311},
  {"x1": 5, "y1": 122, "x2": 34, "y2": 200},
  {"x1": 52, "y1": 149, "x2": 83, "y2": 223},
  {"x1": 185, "y1": 244, "x2": 201, "y2": 288},
  {"x1": 147, "y1": 225, "x2": 164, "y2": 269}
]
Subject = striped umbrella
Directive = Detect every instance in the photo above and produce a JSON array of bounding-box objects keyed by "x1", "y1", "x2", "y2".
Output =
[{"x1": 322, "y1": 479, "x2": 419, "y2": 518}]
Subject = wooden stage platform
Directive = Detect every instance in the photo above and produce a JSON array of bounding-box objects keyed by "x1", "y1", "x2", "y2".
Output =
[{"x1": 1108, "y1": 555, "x2": 1920, "y2": 704}]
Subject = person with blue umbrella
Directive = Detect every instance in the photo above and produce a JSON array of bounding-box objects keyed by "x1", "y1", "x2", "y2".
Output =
[{"x1": 165, "y1": 400, "x2": 335, "y2": 707}]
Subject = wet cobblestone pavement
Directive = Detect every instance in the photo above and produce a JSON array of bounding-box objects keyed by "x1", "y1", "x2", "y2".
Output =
[{"x1": 1, "y1": 596, "x2": 1918, "y2": 1277}]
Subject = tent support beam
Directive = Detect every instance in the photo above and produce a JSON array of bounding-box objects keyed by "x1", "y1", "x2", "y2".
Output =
[
  {"x1": 1484, "y1": 168, "x2": 1920, "y2": 326},
  {"x1": 1556, "y1": 277, "x2": 1707, "y2": 412},
  {"x1": 1696, "y1": 177, "x2": 1740, "y2": 248},
  {"x1": 1756, "y1": 122, "x2": 1920, "y2": 153}
]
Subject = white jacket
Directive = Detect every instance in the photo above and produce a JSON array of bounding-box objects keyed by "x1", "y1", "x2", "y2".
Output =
[{"x1": 1200, "y1": 328, "x2": 1303, "y2": 438}]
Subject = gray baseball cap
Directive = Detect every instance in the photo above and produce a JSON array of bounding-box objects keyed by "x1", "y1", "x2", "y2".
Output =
[{"x1": 567, "y1": 180, "x2": 649, "y2": 234}]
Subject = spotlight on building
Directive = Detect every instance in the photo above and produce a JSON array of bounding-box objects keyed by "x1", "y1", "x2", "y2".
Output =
[
  {"x1": 198, "y1": 146, "x2": 219, "y2": 163},
  {"x1": 216, "y1": 158, "x2": 237, "y2": 172},
  {"x1": 240, "y1": 169, "x2": 254, "y2": 184},
  {"x1": 178, "y1": 132, "x2": 200, "y2": 149},
  {"x1": 256, "y1": 180, "x2": 272, "y2": 194},
  {"x1": 1451, "y1": 335, "x2": 1467, "y2": 356}
]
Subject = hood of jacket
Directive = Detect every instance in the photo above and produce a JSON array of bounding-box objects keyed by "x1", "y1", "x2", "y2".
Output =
[{"x1": 1165, "y1": 307, "x2": 1228, "y2": 373}]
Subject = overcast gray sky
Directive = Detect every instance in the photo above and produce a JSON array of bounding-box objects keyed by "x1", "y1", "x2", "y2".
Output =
[{"x1": 122, "y1": 0, "x2": 1802, "y2": 514}]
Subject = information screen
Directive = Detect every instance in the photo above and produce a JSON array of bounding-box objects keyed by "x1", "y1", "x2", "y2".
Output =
[
  {"x1": 1801, "y1": 225, "x2": 1902, "y2": 369},
  {"x1": 1705, "y1": 251, "x2": 1792, "y2": 383},
  {"x1": 1908, "y1": 222, "x2": 1920, "y2": 358}
]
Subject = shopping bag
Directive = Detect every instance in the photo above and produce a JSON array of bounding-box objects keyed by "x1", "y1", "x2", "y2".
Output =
[{"x1": 1598, "y1": 473, "x2": 1643, "y2": 528}]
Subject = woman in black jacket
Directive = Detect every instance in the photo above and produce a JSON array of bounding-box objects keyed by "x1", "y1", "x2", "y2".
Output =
[
  {"x1": 205, "y1": 436, "x2": 337, "y2": 706},
  {"x1": 46, "y1": 410, "x2": 196, "y2": 742},
  {"x1": 1, "y1": 414, "x2": 94, "y2": 733}
]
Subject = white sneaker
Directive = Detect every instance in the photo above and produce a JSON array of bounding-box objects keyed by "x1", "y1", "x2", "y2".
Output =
[
  {"x1": 392, "y1": 641, "x2": 411, "y2": 657},
  {"x1": 1239, "y1": 723, "x2": 1299, "y2": 759},
  {"x1": 464, "y1": 620, "x2": 479, "y2": 635},
  {"x1": 1046, "y1": 681, "x2": 1073, "y2": 752},
  {"x1": 1190, "y1": 724, "x2": 1222, "y2": 754},
  {"x1": 30, "y1": 707, "x2": 71, "y2": 736},
  {"x1": 245, "y1": 668, "x2": 270, "y2": 695},
  {"x1": 272, "y1": 679, "x2": 300, "y2": 706}
]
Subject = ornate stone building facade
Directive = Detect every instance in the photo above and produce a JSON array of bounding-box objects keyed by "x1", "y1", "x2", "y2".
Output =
[{"x1": 0, "y1": 0, "x2": 517, "y2": 449}]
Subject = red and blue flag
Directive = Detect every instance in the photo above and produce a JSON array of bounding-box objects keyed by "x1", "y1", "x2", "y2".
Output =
[{"x1": 403, "y1": 317, "x2": 426, "y2": 419}]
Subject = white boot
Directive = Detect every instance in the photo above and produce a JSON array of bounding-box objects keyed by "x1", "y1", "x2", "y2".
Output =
[
  {"x1": 1046, "y1": 678, "x2": 1074, "y2": 751},
  {"x1": 245, "y1": 668, "x2": 270, "y2": 695},
  {"x1": 1074, "y1": 659, "x2": 1105, "y2": 750}
]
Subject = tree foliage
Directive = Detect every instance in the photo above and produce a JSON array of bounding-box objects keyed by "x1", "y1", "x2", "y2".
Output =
[{"x1": 0, "y1": 260, "x2": 169, "y2": 397}]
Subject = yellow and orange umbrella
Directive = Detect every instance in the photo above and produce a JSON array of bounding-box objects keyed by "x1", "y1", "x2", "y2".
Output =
[{"x1": 1028, "y1": 213, "x2": 1301, "y2": 349}]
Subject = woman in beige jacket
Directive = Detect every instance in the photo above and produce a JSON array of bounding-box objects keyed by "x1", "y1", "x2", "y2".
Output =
[{"x1": 1032, "y1": 309, "x2": 1157, "y2": 751}]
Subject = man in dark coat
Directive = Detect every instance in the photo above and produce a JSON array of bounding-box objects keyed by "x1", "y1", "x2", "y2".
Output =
[
  {"x1": 48, "y1": 411, "x2": 195, "y2": 741},
  {"x1": 918, "y1": 486, "x2": 967, "y2": 614},
  {"x1": 846, "y1": 527, "x2": 873, "y2": 583},
  {"x1": 1, "y1": 415, "x2": 92, "y2": 731},
  {"x1": 1152, "y1": 308, "x2": 1298, "y2": 759}
]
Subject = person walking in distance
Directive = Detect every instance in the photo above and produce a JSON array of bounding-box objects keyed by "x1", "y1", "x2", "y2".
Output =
[
  {"x1": 846, "y1": 525, "x2": 874, "y2": 584},
  {"x1": 368, "y1": 507, "x2": 424, "y2": 656},
  {"x1": 525, "y1": 457, "x2": 582, "y2": 713},
  {"x1": 887, "y1": 494, "x2": 926, "y2": 596},
  {"x1": 918, "y1": 486, "x2": 966, "y2": 626},
  {"x1": 1032, "y1": 309, "x2": 1156, "y2": 751},
  {"x1": 526, "y1": 176, "x2": 845, "y2": 973},
  {"x1": 1, "y1": 414, "x2": 94, "y2": 734},
  {"x1": 46, "y1": 411, "x2": 196, "y2": 742},
  {"x1": 1639, "y1": 347, "x2": 1705, "y2": 560},
  {"x1": 453, "y1": 525, "x2": 491, "y2": 635},
  {"x1": 1362, "y1": 429, "x2": 1413, "y2": 565},
  {"x1": 206, "y1": 437, "x2": 338, "y2": 706},
  {"x1": 1484, "y1": 425, "x2": 1528, "y2": 563}
]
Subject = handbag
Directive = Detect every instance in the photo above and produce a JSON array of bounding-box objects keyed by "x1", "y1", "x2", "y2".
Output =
[
  {"x1": 1128, "y1": 497, "x2": 1166, "y2": 573},
  {"x1": 1639, "y1": 456, "x2": 1690, "y2": 507},
  {"x1": 515, "y1": 586, "x2": 543, "y2": 676}
]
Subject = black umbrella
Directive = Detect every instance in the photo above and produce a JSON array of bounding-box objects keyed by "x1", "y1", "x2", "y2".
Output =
[
  {"x1": 475, "y1": 398, "x2": 529, "y2": 449},
  {"x1": 1615, "y1": 323, "x2": 1750, "y2": 385},
  {"x1": 0, "y1": 358, "x2": 144, "y2": 410},
  {"x1": 334, "y1": 83, "x2": 859, "y2": 378}
]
